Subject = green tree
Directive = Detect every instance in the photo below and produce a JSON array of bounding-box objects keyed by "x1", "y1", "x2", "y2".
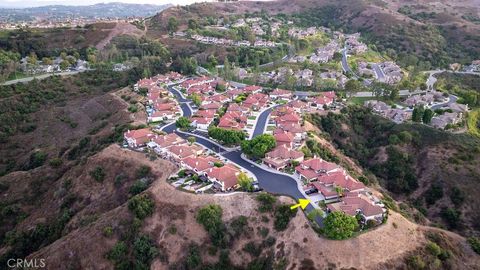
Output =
[
  {"x1": 175, "y1": 117, "x2": 191, "y2": 129},
  {"x1": 208, "y1": 127, "x2": 245, "y2": 146},
  {"x1": 422, "y1": 109, "x2": 434, "y2": 124},
  {"x1": 167, "y1": 17, "x2": 179, "y2": 33},
  {"x1": 188, "y1": 19, "x2": 199, "y2": 30},
  {"x1": 90, "y1": 166, "x2": 106, "y2": 182},
  {"x1": 128, "y1": 194, "x2": 155, "y2": 219},
  {"x1": 344, "y1": 79, "x2": 363, "y2": 98},
  {"x1": 189, "y1": 94, "x2": 202, "y2": 107},
  {"x1": 187, "y1": 136, "x2": 196, "y2": 144},
  {"x1": 412, "y1": 106, "x2": 425, "y2": 122},
  {"x1": 196, "y1": 205, "x2": 228, "y2": 247},
  {"x1": 237, "y1": 172, "x2": 253, "y2": 191},
  {"x1": 241, "y1": 134, "x2": 276, "y2": 159},
  {"x1": 323, "y1": 211, "x2": 358, "y2": 240}
]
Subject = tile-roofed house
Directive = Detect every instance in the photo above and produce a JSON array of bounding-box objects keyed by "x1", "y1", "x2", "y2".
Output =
[
  {"x1": 201, "y1": 102, "x2": 223, "y2": 111},
  {"x1": 327, "y1": 194, "x2": 385, "y2": 221},
  {"x1": 205, "y1": 164, "x2": 241, "y2": 191},
  {"x1": 226, "y1": 89, "x2": 244, "y2": 99},
  {"x1": 288, "y1": 100, "x2": 308, "y2": 113},
  {"x1": 124, "y1": 128, "x2": 155, "y2": 148},
  {"x1": 190, "y1": 116, "x2": 214, "y2": 131},
  {"x1": 243, "y1": 93, "x2": 269, "y2": 111},
  {"x1": 263, "y1": 145, "x2": 304, "y2": 170},
  {"x1": 243, "y1": 85, "x2": 263, "y2": 94},
  {"x1": 150, "y1": 133, "x2": 186, "y2": 152},
  {"x1": 196, "y1": 109, "x2": 216, "y2": 118},
  {"x1": 181, "y1": 156, "x2": 216, "y2": 175},
  {"x1": 218, "y1": 111, "x2": 247, "y2": 130},
  {"x1": 431, "y1": 112, "x2": 462, "y2": 129},
  {"x1": 209, "y1": 94, "x2": 231, "y2": 103},
  {"x1": 310, "y1": 182, "x2": 339, "y2": 200},
  {"x1": 310, "y1": 95, "x2": 333, "y2": 109},
  {"x1": 274, "y1": 131, "x2": 295, "y2": 148},
  {"x1": 447, "y1": 103, "x2": 469, "y2": 113},
  {"x1": 295, "y1": 158, "x2": 341, "y2": 181},
  {"x1": 270, "y1": 88, "x2": 293, "y2": 100},
  {"x1": 275, "y1": 113, "x2": 301, "y2": 125},
  {"x1": 274, "y1": 123, "x2": 305, "y2": 142},
  {"x1": 166, "y1": 145, "x2": 202, "y2": 161},
  {"x1": 271, "y1": 106, "x2": 295, "y2": 118},
  {"x1": 135, "y1": 78, "x2": 156, "y2": 91}
]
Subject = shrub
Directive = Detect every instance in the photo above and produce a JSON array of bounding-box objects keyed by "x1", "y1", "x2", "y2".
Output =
[
  {"x1": 185, "y1": 243, "x2": 201, "y2": 269},
  {"x1": 449, "y1": 186, "x2": 465, "y2": 207},
  {"x1": 136, "y1": 165, "x2": 151, "y2": 178},
  {"x1": 243, "y1": 241, "x2": 262, "y2": 257},
  {"x1": 128, "y1": 194, "x2": 155, "y2": 219},
  {"x1": 129, "y1": 180, "x2": 150, "y2": 195},
  {"x1": 90, "y1": 166, "x2": 106, "y2": 182},
  {"x1": 103, "y1": 226, "x2": 113, "y2": 237},
  {"x1": 133, "y1": 235, "x2": 158, "y2": 269},
  {"x1": 323, "y1": 211, "x2": 358, "y2": 240},
  {"x1": 424, "y1": 183, "x2": 443, "y2": 205},
  {"x1": 406, "y1": 255, "x2": 426, "y2": 270},
  {"x1": 230, "y1": 215, "x2": 248, "y2": 237},
  {"x1": 106, "y1": 241, "x2": 128, "y2": 264},
  {"x1": 196, "y1": 204, "x2": 228, "y2": 248},
  {"x1": 468, "y1": 237, "x2": 480, "y2": 255},
  {"x1": 440, "y1": 207, "x2": 461, "y2": 229},
  {"x1": 426, "y1": 241, "x2": 442, "y2": 257},
  {"x1": 256, "y1": 193, "x2": 277, "y2": 213},
  {"x1": 48, "y1": 158, "x2": 63, "y2": 168},
  {"x1": 273, "y1": 205, "x2": 297, "y2": 231},
  {"x1": 27, "y1": 151, "x2": 48, "y2": 169}
]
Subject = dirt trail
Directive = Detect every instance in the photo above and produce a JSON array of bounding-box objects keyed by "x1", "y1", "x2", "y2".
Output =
[{"x1": 96, "y1": 22, "x2": 146, "y2": 50}]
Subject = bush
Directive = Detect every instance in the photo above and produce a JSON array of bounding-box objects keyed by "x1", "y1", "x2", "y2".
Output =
[
  {"x1": 48, "y1": 158, "x2": 63, "y2": 168},
  {"x1": 27, "y1": 151, "x2": 48, "y2": 169},
  {"x1": 440, "y1": 207, "x2": 461, "y2": 229},
  {"x1": 426, "y1": 241, "x2": 442, "y2": 257},
  {"x1": 133, "y1": 235, "x2": 158, "y2": 269},
  {"x1": 129, "y1": 180, "x2": 150, "y2": 195},
  {"x1": 230, "y1": 215, "x2": 248, "y2": 237},
  {"x1": 424, "y1": 183, "x2": 443, "y2": 205},
  {"x1": 243, "y1": 241, "x2": 262, "y2": 257},
  {"x1": 128, "y1": 194, "x2": 155, "y2": 219},
  {"x1": 449, "y1": 186, "x2": 465, "y2": 207},
  {"x1": 136, "y1": 165, "x2": 151, "y2": 178},
  {"x1": 406, "y1": 255, "x2": 426, "y2": 270},
  {"x1": 103, "y1": 226, "x2": 113, "y2": 237},
  {"x1": 273, "y1": 205, "x2": 297, "y2": 231},
  {"x1": 208, "y1": 127, "x2": 245, "y2": 146},
  {"x1": 106, "y1": 241, "x2": 128, "y2": 267},
  {"x1": 90, "y1": 166, "x2": 106, "y2": 182},
  {"x1": 256, "y1": 193, "x2": 277, "y2": 213},
  {"x1": 323, "y1": 211, "x2": 358, "y2": 240},
  {"x1": 468, "y1": 237, "x2": 480, "y2": 255},
  {"x1": 185, "y1": 243, "x2": 201, "y2": 269},
  {"x1": 196, "y1": 204, "x2": 228, "y2": 248}
]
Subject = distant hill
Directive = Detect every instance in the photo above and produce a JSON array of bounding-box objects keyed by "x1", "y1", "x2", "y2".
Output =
[{"x1": 0, "y1": 2, "x2": 172, "y2": 22}]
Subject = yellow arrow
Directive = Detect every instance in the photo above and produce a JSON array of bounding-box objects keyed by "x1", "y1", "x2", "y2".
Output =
[{"x1": 290, "y1": 198, "x2": 310, "y2": 210}]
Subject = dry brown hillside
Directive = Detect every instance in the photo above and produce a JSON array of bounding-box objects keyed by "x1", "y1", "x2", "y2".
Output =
[{"x1": 21, "y1": 145, "x2": 480, "y2": 269}]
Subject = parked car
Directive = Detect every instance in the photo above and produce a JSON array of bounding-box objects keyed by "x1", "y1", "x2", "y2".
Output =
[{"x1": 305, "y1": 188, "x2": 318, "y2": 195}]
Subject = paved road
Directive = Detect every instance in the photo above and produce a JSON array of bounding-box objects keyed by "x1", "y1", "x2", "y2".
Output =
[
  {"x1": 252, "y1": 107, "x2": 275, "y2": 138},
  {"x1": 162, "y1": 84, "x2": 323, "y2": 225},
  {"x1": 372, "y1": 63, "x2": 385, "y2": 81},
  {"x1": 430, "y1": 95, "x2": 458, "y2": 110},
  {"x1": 1, "y1": 69, "x2": 91, "y2": 85},
  {"x1": 354, "y1": 89, "x2": 426, "y2": 98},
  {"x1": 341, "y1": 48, "x2": 352, "y2": 74}
]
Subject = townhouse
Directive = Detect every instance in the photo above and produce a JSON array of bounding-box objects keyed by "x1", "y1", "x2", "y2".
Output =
[
  {"x1": 124, "y1": 128, "x2": 156, "y2": 148},
  {"x1": 295, "y1": 158, "x2": 342, "y2": 182},
  {"x1": 205, "y1": 164, "x2": 242, "y2": 191},
  {"x1": 263, "y1": 144, "x2": 304, "y2": 170},
  {"x1": 327, "y1": 192, "x2": 385, "y2": 222}
]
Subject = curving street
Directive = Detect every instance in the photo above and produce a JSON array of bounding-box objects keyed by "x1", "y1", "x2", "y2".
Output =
[{"x1": 161, "y1": 85, "x2": 323, "y2": 225}]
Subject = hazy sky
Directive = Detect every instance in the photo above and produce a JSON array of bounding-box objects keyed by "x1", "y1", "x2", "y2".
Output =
[{"x1": 0, "y1": 0, "x2": 214, "y2": 8}]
